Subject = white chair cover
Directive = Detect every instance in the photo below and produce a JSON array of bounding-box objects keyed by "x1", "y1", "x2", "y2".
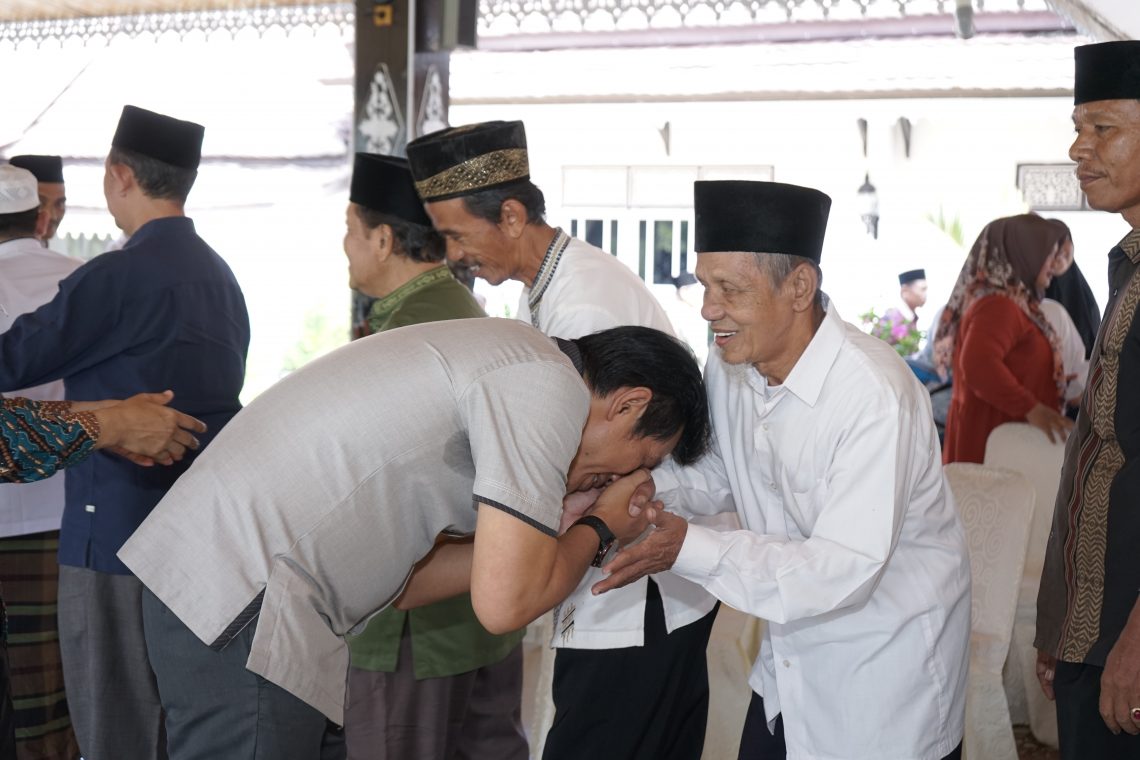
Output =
[
  {"x1": 945, "y1": 463, "x2": 1035, "y2": 760},
  {"x1": 984, "y1": 422, "x2": 1066, "y2": 748},
  {"x1": 522, "y1": 615, "x2": 557, "y2": 757},
  {"x1": 700, "y1": 607, "x2": 760, "y2": 760}
]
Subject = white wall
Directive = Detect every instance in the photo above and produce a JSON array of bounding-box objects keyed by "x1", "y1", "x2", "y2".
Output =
[{"x1": 453, "y1": 93, "x2": 1132, "y2": 332}]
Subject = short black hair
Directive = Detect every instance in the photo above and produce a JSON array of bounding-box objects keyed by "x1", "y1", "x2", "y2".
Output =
[
  {"x1": 574, "y1": 326, "x2": 710, "y2": 466},
  {"x1": 0, "y1": 208, "x2": 39, "y2": 237},
  {"x1": 354, "y1": 205, "x2": 446, "y2": 264},
  {"x1": 108, "y1": 146, "x2": 197, "y2": 203},
  {"x1": 460, "y1": 178, "x2": 546, "y2": 226}
]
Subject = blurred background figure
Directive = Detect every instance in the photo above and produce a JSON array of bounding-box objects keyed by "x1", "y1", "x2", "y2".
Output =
[
  {"x1": 1043, "y1": 220, "x2": 1101, "y2": 360},
  {"x1": 7, "y1": 155, "x2": 66, "y2": 244},
  {"x1": 1037, "y1": 220, "x2": 1091, "y2": 418},
  {"x1": 897, "y1": 267, "x2": 929, "y2": 325},
  {"x1": 938, "y1": 213, "x2": 1074, "y2": 464}
]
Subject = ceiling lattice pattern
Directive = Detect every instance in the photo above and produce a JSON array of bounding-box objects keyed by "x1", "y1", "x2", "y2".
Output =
[
  {"x1": 478, "y1": 0, "x2": 1052, "y2": 35},
  {"x1": 0, "y1": 2, "x2": 352, "y2": 43}
]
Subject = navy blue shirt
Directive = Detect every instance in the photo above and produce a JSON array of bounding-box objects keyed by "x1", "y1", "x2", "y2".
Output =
[{"x1": 0, "y1": 217, "x2": 250, "y2": 573}]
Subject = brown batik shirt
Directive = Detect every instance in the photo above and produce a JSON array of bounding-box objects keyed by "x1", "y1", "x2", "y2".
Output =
[{"x1": 1037, "y1": 227, "x2": 1140, "y2": 665}]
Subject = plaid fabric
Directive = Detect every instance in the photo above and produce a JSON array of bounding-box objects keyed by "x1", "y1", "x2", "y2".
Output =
[{"x1": 0, "y1": 531, "x2": 79, "y2": 760}]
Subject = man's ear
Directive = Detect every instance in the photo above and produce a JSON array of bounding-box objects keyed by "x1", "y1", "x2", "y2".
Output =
[
  {"x1": 604, "y1": 386, "x2": 653, "y2": 421},
  {"x1": 498, "y1": 199, "x2": 529, "y2": 239},
  {"x1": 373, "y1": 223, "x2": 394, "y2": 264},
  {"x1": 107, "y1": 162, "x2": 135, "y2": 197},
  {"x1": 788, "y1": 262, "x2": 819, "y2": 313}
]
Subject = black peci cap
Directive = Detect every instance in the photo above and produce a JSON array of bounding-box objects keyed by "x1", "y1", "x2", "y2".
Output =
[
  {"x1": 8, "y1": 155, "x2": 64, "y2": 184},
  {"x1": 1074, "y1": 41, "x2": 1140, "y2": 105},
  {"x1": 349, "y1": 153, "x2": 432, "y2": 227},
  {"x1": 406, "y1": 120, "x2": 530, "y2": 202},
  {"x1": 111, "y1": 105, "x2": 204, "y2": 170},
  {"x1": 694, "y1": 180, "x2": 831, "y2": 263}
]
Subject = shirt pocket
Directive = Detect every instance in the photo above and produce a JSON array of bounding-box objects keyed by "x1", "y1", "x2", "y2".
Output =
[{"x1": 781, "y1": 473, "x2": 828, "y2": 540}]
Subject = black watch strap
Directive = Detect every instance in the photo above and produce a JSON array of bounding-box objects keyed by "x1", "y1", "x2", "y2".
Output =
[{"x1": 573, "y1": 515, "x2": 617, "y2": 568}]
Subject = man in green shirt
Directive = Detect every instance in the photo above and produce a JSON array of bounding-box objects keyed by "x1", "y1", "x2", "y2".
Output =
[{"x1": 340, "y1": 153, "x2": 525, "y2": 759}]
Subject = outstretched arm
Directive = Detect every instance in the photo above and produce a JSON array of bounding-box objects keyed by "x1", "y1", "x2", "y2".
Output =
[{"x1": 1, "y1": 391, "x2": 206, "y2": 483}]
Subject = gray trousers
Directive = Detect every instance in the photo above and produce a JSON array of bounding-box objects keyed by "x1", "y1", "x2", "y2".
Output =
[
  {"x1": 141, "y1": 589, "x2": 346, "y2": 760},
  {"x1": 344, "y1": 626, "x2": 527, "y2": 760},
  {"x1": 57, "y1": 565, "x2": 167, "y2": 760}
]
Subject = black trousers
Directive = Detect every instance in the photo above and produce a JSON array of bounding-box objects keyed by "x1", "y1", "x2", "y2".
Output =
[
  {"x1": 738, "y1": 692, "x2": 962, "y2": 760},
  {"x1": 543, "y1": 580, "x2": 719, "y2": 760},
  {"x1": 1055, "y1": 660, "x2": 1140, "y2": 760}
]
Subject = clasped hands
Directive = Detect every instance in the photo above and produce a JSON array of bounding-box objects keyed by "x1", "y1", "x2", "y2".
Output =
[{"x1": 559, "y1": 470, "x2": 689, "y2": 596}]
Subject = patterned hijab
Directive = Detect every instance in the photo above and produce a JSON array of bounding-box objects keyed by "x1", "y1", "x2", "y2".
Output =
[{"x1": 933, "y1": 214, "x2": 1068, "y2": 404}]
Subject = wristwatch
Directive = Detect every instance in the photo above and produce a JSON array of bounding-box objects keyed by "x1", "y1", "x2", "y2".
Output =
[{"x1": 573, "y1": 515, "x2": 618, "y2": 568}]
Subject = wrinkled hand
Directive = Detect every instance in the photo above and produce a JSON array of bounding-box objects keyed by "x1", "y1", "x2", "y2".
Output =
[
  {"x1": 585, "y1": 470, "x2": 654, "y2": 544},
  {"x1": 1026, "y1": 403, "x2": 1074, "y2": 444},
  {"x1": 93, "y1": 391, "x2": 207, "y2": 467},
  {"x1": 1100, "y1": 626, "x2": 1140, "y2": 735},
  {"x1": 1035, "y1": 649, "x2": 1056, "y2": 701},
  {"x1": 591, "y1": 503, "x2": 686, "y2": 595}
]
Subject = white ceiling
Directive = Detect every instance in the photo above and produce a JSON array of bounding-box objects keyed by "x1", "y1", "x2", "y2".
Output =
[{"x1": 0, "y1": 1, "x2": 1133, "y2": 41}]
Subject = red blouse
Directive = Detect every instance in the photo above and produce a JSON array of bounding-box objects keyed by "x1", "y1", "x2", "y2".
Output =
[{"x1": 943, "y1": 294, "x2": 1059, "y2": 464}]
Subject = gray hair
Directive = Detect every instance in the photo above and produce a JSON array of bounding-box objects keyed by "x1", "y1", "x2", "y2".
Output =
[{"x1": 750, "y1": 252, "x2": 823, "y2": 308}]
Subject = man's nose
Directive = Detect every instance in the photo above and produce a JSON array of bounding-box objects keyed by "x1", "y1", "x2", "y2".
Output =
[
  {"x1": 701, "y1": 298, "x2": 723, "y2": 323},
  {"x1": 445, "y1": 239, "x2": 464, "y2": 262}
]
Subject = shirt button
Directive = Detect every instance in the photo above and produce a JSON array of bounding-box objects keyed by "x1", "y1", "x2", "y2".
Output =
[
  {"x1": 762, "y1": 423, "x2": 770, "y2": 431},
  {"x1": 769, "y1": 482, "x2": 777, "y2": 491},
  {"x1": 783, "y1": 659, "x2": 791, "y2": 668}
]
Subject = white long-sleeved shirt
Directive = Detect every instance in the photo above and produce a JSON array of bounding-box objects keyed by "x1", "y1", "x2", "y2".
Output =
[
  {"x1": 518, "y1": 235, "x2": 718, "y2": 649},
  {"x1": 0, "y1": 237, "x2": 82, "y2": 536},
  {"x1": 655, "y1": 300, "x2": 971, "y2": 759}
]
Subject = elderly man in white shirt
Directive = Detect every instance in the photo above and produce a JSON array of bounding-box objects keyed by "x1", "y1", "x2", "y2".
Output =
[
  {"x1": 406, "y1": 120, "x2": 719, "y2": 760},
  {"x1": 596, "y1": 180, "x2": 971, "y2": 760}
]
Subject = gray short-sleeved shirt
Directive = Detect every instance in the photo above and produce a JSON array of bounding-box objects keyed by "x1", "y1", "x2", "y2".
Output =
[{"x1": 119, "y1": 318, "x2": 589, "y2": 723}]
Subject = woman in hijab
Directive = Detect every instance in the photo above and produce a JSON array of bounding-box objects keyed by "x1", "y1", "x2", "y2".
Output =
[{"x1": 937, "y1": 214, "x2": 1075, "y2": 463}]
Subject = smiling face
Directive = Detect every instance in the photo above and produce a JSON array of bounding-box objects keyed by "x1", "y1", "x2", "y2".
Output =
[
  {"x1": 424, "y1": 197, "x2": 520, "y2": 285},
  {"x1": 1069, "y1": 99, "x2": 1140, "y2": 227},
  {"x1": 564, "y1": 388, "x2": 681, "y2": 493},
  {"x1": 695, "y1": 252, "x2": 806, "y2": 372}
]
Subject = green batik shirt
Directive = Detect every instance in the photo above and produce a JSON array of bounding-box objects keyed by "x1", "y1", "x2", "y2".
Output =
[{"x1": 348, "y1": 265, "x2": 527, "y2": 678}]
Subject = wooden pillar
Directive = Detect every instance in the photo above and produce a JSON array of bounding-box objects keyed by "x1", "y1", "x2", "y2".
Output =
[{"x1": 351, "y1": 0, "x2": 459, "y2": 337}]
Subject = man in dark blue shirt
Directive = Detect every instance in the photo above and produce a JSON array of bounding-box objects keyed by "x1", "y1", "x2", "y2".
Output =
[{"x1": 0, "y1": 105, "x2": 250, "y2": 760}]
